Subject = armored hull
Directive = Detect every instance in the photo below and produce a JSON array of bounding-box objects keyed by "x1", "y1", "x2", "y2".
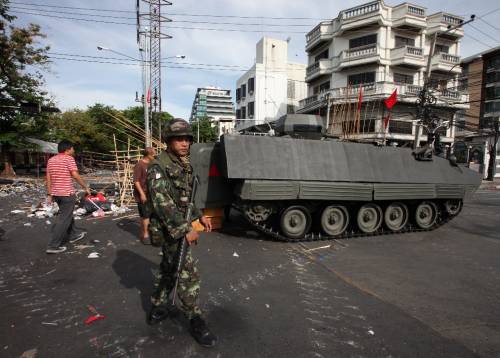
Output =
[{"x1": 191, "y1": 135, "x2": 482, "y2": 241}]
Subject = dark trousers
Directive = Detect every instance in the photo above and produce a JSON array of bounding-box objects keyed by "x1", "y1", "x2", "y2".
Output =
[{"x1": 47, "y1": 195, "x2": 76, "y2": 249}]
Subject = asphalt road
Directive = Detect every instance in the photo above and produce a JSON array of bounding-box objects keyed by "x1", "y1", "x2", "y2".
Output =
[{"x1": 0, "y1": 190, "x2": 499, "y2": 358}]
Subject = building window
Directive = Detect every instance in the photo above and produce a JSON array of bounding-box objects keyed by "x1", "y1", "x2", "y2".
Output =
[
  {"x1": 434, "y1": 44, "x2": 449, "y2": 54},
  {"x1": 314, "y1": 49, "x2": 329, "y2": 62},
  {"x1": 313, "y1": 81, "x2": 330, "y2": 94},
  {"x1": 287, "y1": 80, "x2": 296, "y2": 99},
  {"x1": 395, "y1": 36, "x2": 415, "y2": 47},
  {"x1": 236, "y1": 88, "x2": 241, "y2": 101},
  {"x1": 394, "y1": 73, "x2": 414, "y2": 84},
  {"x1": 349, "y1": 34, "x2": 377, "y2": 49},
  {"x1": 241, "y1": 106, "x2": 246, "y2": 119},
  {"x1": 485, "y1": 86, "x2": 500, "y2": 100},
  {"x1": 389, "y1": 120, "x2": 413, "y2": 134},
  {"x1": 486, "y1": 71, "x2": 500, "y2": 84},
  {"x1": 486, "y1": 54, "x2": 500, "y2": 70},
  {"x1": 248, "y1": 78, "x2": 255, "y2": 93},
  {"x1": 236, "y1": 109, "x2": 241, "y2": 118},
  {"x1": 484, "y1": 101, "x2": 500, "y2": 114},
  {"x1": 287, "y1": 104, "x2": 296, "y2": 114},
  {"x1": 247, "y1": 102, "x2": 255, "y2": 117},
  {"x1": 348, "y1": 72, "x2": 375, "y2": 85},
  {"x1": 241, "y1": 84, "x2": 247, "y2": 98}
]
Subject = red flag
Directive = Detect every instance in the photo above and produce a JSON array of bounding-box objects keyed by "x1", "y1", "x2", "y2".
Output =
[
  {"x1": 384, "y1": 113, "x2": 391, "y2": 129},
  {"x1": 384, "y1": 89, "x2": 397, "y2": 109},
  {"x1": 146, "y1": 87, "x2": 151, "y2": 104},
  {"x1": 357, "y1": 84, "x2": 363, "y2": 113}
]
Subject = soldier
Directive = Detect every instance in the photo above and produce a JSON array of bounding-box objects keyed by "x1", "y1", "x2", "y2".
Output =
[{"x1": 146, "y1": 118, "x2": 217, "y2": 348}]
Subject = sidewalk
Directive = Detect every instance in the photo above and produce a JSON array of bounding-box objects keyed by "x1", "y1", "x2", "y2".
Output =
[{"x1": 479, "y1": 178, "x2": 500, "y2": 190}]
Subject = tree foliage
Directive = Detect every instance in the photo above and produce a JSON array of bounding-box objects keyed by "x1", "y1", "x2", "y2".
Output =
[{"x1": 191, "y1": 117, "x2": 218, "y2": 143}]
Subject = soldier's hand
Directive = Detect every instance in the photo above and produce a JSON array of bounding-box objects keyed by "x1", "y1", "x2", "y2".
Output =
[
  {"x1": 186, "y1": 230, "x2": 199, "y2": 245},
  {"x1": 200, "y1": 215, "x2": 212, "y2": 232}
]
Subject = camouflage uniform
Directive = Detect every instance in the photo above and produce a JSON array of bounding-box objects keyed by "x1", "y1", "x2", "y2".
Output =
[{"x1": 147, "y1": 150, "x2": 203, "y2": 319}]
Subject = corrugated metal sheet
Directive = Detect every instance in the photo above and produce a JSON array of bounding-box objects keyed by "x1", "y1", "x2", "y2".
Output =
[
  {"x1": 236, "y1": 180, "x2": 299, "y2": 200},
  {"x1": 374, "y1": 184, "x2": 436, "y2": 200},
  {"x1": 435, "y1": 185, "x2": 465, "y2": 198},
  {"x1": 299, "y1": 182, "x2": 373, "y2": 201}
]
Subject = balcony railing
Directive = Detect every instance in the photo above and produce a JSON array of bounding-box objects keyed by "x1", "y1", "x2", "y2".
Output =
[
  {"x1": 391, "y1": 45, "x2": 423, "y2": 57},
  {"x1": 440, "y1": 53, "x2": 460, "y2": 63},
  {"x1": 298, "y1": 82, "x2": 468, "y2": 110},
  {"x1": 407, "y1": 5, "x2": 425, "y2": 17},
  {"x1": 442, "y1": 14, "x2": 463, "y2": 26},
  {"x1": 341, "y1": 1, "x2": 379, "y2": 20},
  {"x1": 343, "y1": 44, "x2": 378, "y2": 61},
  {"x1": 306, "y1": 24, "x2": 322, "y2": 43},
  {"x1": 306, "y1": 61, "x2": 320, "y2": 76}
]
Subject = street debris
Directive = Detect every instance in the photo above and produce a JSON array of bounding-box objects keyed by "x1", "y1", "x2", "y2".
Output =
[
  {"x1": 10, "y1": 210, "x2": 24, "y2": 214},
  {"x1": 87, "y1": 252, "x2": 100, "y2": 259},
  {"x1": 45, "y1": 220, "x2": 51, "y2": 225},
  {"x1": 368, "y1": 330, "x2": 375, "y2": 336},
  {"x1": 265, "y1": 304, "x2": 270, "y2": 309},
  {"x1": 233, "y1": 252, "x2": 239, "y2": 258},
  {"x1": 305, "y1": 244, "x2": 331, "y2": 252},
  {"x1": 41, "y1": 322, "x2": 58, "y2": 326},
  {"x1": 19, "y1": 348, "x2": 38, "y2": 358},
  {"x1": 23, "y1": 223, "x2": 31, "y2": 227},
  {"x1": 84, "y1": 305, "x2": 106, "y2": 325}
]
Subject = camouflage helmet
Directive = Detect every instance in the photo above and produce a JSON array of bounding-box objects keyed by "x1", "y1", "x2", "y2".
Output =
[{"x1": 162, "y1": 118, "x2": 193, "y2": 141}]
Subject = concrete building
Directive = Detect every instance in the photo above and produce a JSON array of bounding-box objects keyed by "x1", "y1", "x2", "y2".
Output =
[
  {"x1": 235, "y1": 37, "x2": 307, "y2": 130},
  {"x1": 190, "y1": 86, "x2": 236, "y2": 138},
  {"x1": 298, "y1": 0, "x2": 468, "y2": 147},
  {"x1": 455, "y1": 46, "x2": 500, "y2": 179}
]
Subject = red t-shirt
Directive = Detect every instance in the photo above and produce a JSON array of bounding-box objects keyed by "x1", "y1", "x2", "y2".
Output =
[
  {"x1": 47, "y1": 153, "x2": 78, "y2": 196},
  {"x1": 133, "y1": 159, "x2": 149, "y2": 202}
]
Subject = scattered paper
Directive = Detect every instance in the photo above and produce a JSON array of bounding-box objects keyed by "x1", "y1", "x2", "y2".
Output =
[
  {"x1": 265, "y1": 304, "x2": 270, "y2": 309},
  {"x1": 368, "y1": 330, "x2": 375, "y2": 335},
  {"x1": 87, "y1": 252, "x2": 100, "y2": 259},
  {"x1": 46, "y1": 220, "x2": 51, "y2": 225},
  {"x1": 10, "y1": 210, "x2": 24, "y2": 214},
  {"x1": 23, "y1": 223, "x2": 32, "y2": 227},
  {"x1": 233, "y1": 252, "x2": 239, "y2": 257}
]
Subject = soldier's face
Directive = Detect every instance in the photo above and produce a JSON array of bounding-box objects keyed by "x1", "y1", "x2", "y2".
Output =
[{"x1": 169, "y1": 136, "x2": 192, "y2": 157}]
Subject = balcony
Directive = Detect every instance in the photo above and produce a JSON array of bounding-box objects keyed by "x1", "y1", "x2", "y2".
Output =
[
  {"x1": 390, "y1": 46, "x2": 425, "y2": 67},
  {"x1": 305, "y1": 58, "x2": 334, "y2": 82},
  {"x1": 339, "y1": 1, "x2": 384, "y2": 33},
  {"x1": 306, "y1": 21, "x2": 334, "y2": 52},
  {"x1": 430, "y1": 53, "x2": 461, "y2": 73},
  {"x1": 427, "y1": 13, "x2": 464, "y2": 38},
  {"x1": 340, "y1": 44, "x2": 380, "y2": 68},
  {"x1": 391, "y1": 3, "x2": 426, "y2": 31},
  {"x1": 298, "y1": 82, "x2": 468, "y2": 113}
]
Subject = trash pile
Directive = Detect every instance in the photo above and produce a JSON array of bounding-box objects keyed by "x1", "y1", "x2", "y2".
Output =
[
  {"x1": 0, "y1": 182, "x2": 43, "y2": 198},
  {"x1": 28, "y1": 202, "x2": 59, "y2": 218}
]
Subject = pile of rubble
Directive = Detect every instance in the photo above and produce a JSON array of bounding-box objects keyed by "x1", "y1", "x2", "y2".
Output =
[{"x1": 0, "y1": 182, "x2": 43, "y2": 198}]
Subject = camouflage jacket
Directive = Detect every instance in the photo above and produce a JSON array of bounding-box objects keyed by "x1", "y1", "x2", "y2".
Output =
[{"x1": 147, "y1": 150, "x2": 202, "y2": 243}]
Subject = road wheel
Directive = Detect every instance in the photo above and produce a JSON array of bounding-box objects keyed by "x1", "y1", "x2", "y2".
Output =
[
  {"x1": 415, "y1": 201, "x2": 438, "y2": 229},
  {"x1": 444, "y1": 199, "x2": 462, "y2": 216},
  {"x1": 356, "y1": 203, "x2": 383, "y2": 234},
  {"x1": 280, "y1": 206, "x2": 311, "y2": 240},
  {"x1": 320, "y1": 205, "x2": 349, "y2": 237},
  {"x1": 384, "y1": 202, "x2": 409, "y2": 232}
]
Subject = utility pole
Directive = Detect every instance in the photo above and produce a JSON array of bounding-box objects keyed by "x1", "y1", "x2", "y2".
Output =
[
  {"x1": 414, "y1": 15, "x2": 475, "y2": 151},
  {"x1": 137, "y1": 0, "x2": 172, "y2": 146}
]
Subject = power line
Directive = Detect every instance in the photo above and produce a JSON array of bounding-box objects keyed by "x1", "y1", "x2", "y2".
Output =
[
  {"x1": 463, "y1": 32, "x2": 495, "y2": 49},
  {"x1": 478, "y1": 18, "x2": 500, "y2": 33},
  {"x1": 9, "y1": 5, "x2": 317, "y2": 27},
  {"x1": 469, "y1": 23, "x2": 500, "y2": 45},
  {"x1": 9, "y1": 1, "x2": 329, "y2": 20},
  {"x1": 11, "y1": 10, "x2": 308, "y2": 33}
]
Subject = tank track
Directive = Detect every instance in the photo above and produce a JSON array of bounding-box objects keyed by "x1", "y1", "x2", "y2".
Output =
[{"x1": 240, "y1": 203, "x2": 462, "y2": 243}]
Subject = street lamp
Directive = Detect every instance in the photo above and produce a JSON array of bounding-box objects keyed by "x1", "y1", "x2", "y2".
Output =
[{"x1": 97, "y1": 46, "x2": 139, "y2": 61}]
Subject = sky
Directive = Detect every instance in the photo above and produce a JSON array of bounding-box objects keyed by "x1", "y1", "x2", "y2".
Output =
[{"x1": 9, "y1": 0, "x2": 500, "y2": 119}]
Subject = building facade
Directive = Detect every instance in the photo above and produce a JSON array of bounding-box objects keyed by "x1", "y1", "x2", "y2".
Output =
[
  {"x1": 235, "y1": 37, "x2": 307, "y2": 131},
  {"x1": 298, "y1": 0, "x2": 468, "y2": 147},
  {"x1": 189, "y1": 87, "x2": 236, "y2": 138},
  {"x1": 456, "y1": 47, "x2": 500, "y2": 178}
]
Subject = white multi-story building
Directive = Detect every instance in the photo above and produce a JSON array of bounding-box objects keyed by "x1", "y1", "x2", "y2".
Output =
[
  {"x1": 298, "y1": 0, "x2": 468, "y2": 146},
  {"x1": 190, "y1": 87, "x2": 236, "y2": 138},
  {"x1": 235, "y1": 37, "x2": 307, "y2": 130}
]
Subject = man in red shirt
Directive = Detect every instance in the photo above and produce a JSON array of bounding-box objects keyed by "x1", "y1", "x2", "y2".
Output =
[
  {"x1": 133, "y1": 147, "x2": 156, "y2": 244},
  {"x1": 46, "y1": 140, "x2": 91, "y2": 254}
]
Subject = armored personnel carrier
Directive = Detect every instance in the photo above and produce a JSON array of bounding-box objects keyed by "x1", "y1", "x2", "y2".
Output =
[{"x1": 191, "y1": 115, "x2": 482, "y2": 242}]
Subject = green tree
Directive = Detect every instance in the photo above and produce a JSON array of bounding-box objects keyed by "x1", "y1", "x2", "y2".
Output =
[
  {"x1": 0, "y1": 0, "x2": 50, "y2": 176},
  {"x1": 191, "y1": 117, "x2": 218, "y2": 143}
]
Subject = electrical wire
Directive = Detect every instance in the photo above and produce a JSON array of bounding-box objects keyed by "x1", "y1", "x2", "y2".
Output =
[
  {"x1": 468, "y1": 24, "x2": 500, "y2": 45},
  {"x1": 478, "y1": 18, "x2": 500, "y2": 34}
]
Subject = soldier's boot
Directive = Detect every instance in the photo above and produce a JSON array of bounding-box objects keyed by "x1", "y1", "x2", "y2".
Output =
[
  {"x1": 189, "y1": 316, "x2": 217, "y2": 348},
  {"x1": 147, "y1": 305, "x2": 169, "y2": 325}
]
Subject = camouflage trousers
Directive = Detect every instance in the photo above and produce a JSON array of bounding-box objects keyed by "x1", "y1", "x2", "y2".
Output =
[{"x1": 151, "y1": 241, "x2": 202, "y2": 320}]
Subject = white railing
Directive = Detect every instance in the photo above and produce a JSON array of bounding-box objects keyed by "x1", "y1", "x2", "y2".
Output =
[
  {"x1": 440, "y1": 53, "x2": 460, "y2": 63},
  {"x1": 343, "y1": 44, "x2": 378, "y2": 61},
  {"x1": 299, "y1": 94, "x2": 319, "y2": 108},
  {"x1": 306, "y1": 61, "x2": 320, "y2": 76},
  {"x1": 407, "y1": 5, "x2": 425, "y2": 17},
  {"x1": 306, "y1": 22, "x2": 333, "y2": 45},
  {"x1": 391, "y1": 46, "x2": 424, "y2": 59},
  {"x1": 342, "y1": 1, "x2": 379, "y2": 20}
]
